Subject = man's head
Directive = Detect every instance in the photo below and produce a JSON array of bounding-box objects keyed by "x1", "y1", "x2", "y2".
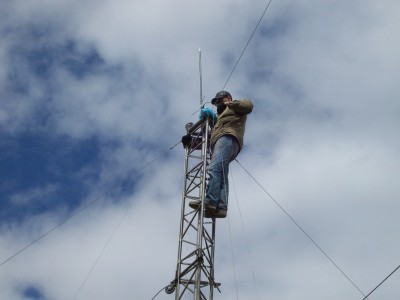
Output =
[{"x1": 211, "y1": 91, "x2": 232, "y2": 105}]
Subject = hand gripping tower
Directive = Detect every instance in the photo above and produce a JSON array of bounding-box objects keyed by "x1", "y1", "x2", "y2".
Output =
[{"x1": 165, "y1": 115, "x2": 221, "y2": 299}]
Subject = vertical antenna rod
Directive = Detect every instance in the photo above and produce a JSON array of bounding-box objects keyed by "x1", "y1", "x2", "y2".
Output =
[{"x1": 199, "y1": 49, "x2": 203, "y2": 107}]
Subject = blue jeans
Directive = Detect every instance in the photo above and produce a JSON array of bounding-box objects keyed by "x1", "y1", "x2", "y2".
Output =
[{"x1": 206, "y1": 135, "x2": 240, "y2": 210}]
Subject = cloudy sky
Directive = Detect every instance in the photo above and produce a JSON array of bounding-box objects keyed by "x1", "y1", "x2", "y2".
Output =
[{"x1": 1, "y1": 0, "x2": 399, "y2": 299}]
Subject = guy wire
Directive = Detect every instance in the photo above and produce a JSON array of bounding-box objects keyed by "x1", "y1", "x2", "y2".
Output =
[
  {"x1": 222, "y1": 155, "x2": 240, "y2": 299},
  {"x1": 230, "y1": 170, "x2": 260, "y2": 300},
  {"x1": 222, "y1": 0, "x2": 273, "y2": 90},
  {"x1": 234, "y1": 158, "x2": 369, "y2": 299},
  {"x1": 0, "y1": 140, "x2": 182, "y2": 267},
  {"x1": 362, "y1": 264, "x2": 400, "y2": 300}
]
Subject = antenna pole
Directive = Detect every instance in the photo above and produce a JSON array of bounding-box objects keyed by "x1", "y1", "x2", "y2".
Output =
[{"x1": 199, "y1": 49, "x2": 203, "y2": 107}]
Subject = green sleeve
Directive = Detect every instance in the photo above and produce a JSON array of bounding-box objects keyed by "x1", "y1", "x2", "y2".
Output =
[{"x1": 230, "y1": 99, "x2": 253, "y2": 114}]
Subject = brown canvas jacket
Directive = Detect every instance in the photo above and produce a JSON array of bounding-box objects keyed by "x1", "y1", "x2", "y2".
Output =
[{"x1": 210, "y1": 99, "x2": 253, "y2": 150}]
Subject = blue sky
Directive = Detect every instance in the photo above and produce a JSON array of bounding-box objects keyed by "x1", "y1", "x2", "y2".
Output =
[{"x1": 1, "y1": 1, "x2": 400, "y2": 299}]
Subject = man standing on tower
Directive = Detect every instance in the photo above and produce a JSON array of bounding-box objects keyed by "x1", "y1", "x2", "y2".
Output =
[{"x1": 190, "y1": 91, "x2": 253, "y2": 218}]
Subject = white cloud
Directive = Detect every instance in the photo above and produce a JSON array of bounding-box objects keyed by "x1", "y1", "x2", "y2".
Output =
[
  {"x1": 10, "y1": 185, "x2": 58, "y2": 206},
  {"x1": 1, "y1": 0, "x2": 400, "y2": 299}
]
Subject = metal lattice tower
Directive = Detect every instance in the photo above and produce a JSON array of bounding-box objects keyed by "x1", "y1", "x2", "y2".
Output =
[{"x1": 165, "y1": 116, "x2": 220, "y2": 299}]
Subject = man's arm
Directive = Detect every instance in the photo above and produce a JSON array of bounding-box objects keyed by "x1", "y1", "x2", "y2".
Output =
[{"x1": 227, "y1": 99, "x2": 253, "y2": 115}]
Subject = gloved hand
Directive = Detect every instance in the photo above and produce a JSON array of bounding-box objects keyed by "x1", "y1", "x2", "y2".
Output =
[
  {"x1": 181, "y1": 134, "x2": 192, "y2": 148},
  {"x1": 199, "y1": 107, "x2": 217, "y2": 121}
]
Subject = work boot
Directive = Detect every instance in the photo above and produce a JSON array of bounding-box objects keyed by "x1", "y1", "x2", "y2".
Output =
[
  {"x1": 205, "y1": 208, "x2": 227, "y2": 218},
  {"x1": 213, "y1": 209, "x2": 227, "y2": 218},
  {"x1": 188, "y1": 200, "x2": 217, "y2": 214},
  {"x1": 204, "y1": 210, "x2": 213, "y2": 218},
  {"x1": 205, "y1": 204, "x2": 217, "y2": 215},
  {"x1": 189, "y1": 200, "x2": 200, "y2": 209}
]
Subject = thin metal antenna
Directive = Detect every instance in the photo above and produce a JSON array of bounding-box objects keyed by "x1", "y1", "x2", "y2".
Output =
[{"x1": 199, "y1": 49, "x2": 203, "y2": 107}]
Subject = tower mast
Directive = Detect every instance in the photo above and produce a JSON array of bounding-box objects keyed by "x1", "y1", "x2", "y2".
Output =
[
  {"x1": 165, "y1": 116, "x2": 219, "y2": 299},
  {"x1": 165, "y1": 50, "x2": 219, "y2": 299}
]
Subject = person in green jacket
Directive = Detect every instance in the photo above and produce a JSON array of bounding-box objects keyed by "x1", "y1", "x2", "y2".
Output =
[{"x1": 190, "y1": 91, "x2": 253, "y2": 218}]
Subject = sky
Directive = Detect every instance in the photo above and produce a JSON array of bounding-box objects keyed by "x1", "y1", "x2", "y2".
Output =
[{"x1": 1, "y1": 0, "x2": 399, "y2": 299}]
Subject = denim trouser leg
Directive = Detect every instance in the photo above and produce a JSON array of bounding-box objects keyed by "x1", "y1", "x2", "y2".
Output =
[{"x1": 206, "y1": 135, "x2": 239, "y2": 210}]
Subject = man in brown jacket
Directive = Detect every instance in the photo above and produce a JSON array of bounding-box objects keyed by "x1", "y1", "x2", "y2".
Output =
[{"x1": 190, "y1": 91, "x2": 253, "y2": 218}]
